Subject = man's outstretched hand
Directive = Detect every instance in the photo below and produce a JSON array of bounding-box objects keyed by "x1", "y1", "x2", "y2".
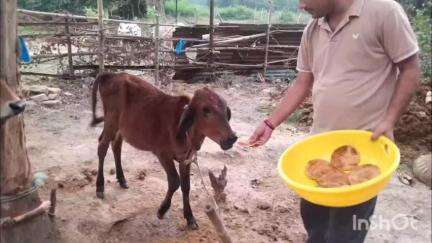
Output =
[
  {"x1": 371, "y1": 120, "x2": 395, "y2": 141},
  {"x1": 245, "y1": 121, "x2": 274, "y2": 147}
]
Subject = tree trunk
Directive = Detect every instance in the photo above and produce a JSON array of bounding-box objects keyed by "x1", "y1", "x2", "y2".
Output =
[{"x1": 0, "y1": 1, "x2": 57, "y2": 242}]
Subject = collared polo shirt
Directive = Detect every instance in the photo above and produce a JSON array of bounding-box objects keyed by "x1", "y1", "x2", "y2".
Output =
[{"x1": 296, "y1": 0, "x2": 419, "y2": 134}]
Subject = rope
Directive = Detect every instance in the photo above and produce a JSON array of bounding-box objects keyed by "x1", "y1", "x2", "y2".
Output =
[
  {"x1": 0, "y1": 172, "x2": 47, "y2": 204},
  {"x1": 191, "y1": 157, "x2": 219, "y2": 211}
]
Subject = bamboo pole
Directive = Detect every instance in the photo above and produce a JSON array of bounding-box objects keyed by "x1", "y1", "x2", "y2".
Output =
[
  {"x1": 263, "y1": 0, "x2": 273, "y2": 78},
  {"x1": 19, "y1": 21, "x2": 98, "y2": 26},
  {"x1": 209, "y1": 0, "x2": 215, "y2": 67},
  {"x1": 64, "y1": 15, "x2": 74, "y2": 76},
  {"x1": 97, "y1": 0, "x2": 104, "y2": 74},
  {"x1": 175, "y1": 0, "x2": 178, "y2": 24},
  {"x1": 17, "y1": 9, "x2": 193, "y2": 27},
  {"x1": 189, "y1": 30, "x2": 288, "y2": 48},
  {"x1": 154, "y1": 12, "x2": 160, "y2": 87},
  {"x1": 32, "y1": 52, "x2": 97, "y2": 59},
  {"x1": 70, "y1": 62, "x2": 295, "y2": 71}
]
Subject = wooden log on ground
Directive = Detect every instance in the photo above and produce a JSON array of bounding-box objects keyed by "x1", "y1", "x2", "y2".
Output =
[
  {"x1": 208, "y1": 166, "x2": 228, "y2": 203},
  {"x1": 205, "y1": 204, "x2": 232, "y2": 243}
]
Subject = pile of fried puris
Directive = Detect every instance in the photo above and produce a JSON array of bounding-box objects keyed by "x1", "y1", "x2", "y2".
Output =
[{"x1": 306, "y1": 146, "x2": 381, "y2": 188}]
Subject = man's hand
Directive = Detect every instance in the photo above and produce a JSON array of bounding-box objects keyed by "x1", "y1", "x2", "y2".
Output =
[
  {"x1": 371, "y1": 120, "x2": 395, "y2": 141},
  {"x1": 247, "y1": 121, "x2": 273, "y2": 147},
  {"x1": 372, "y1": 54, "x2": 421, "y2": 142}
]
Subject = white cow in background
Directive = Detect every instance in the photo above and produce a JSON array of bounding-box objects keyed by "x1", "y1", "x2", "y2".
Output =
[{"x1": 117, "y1": 23, "x2": 142, "y2": 36}]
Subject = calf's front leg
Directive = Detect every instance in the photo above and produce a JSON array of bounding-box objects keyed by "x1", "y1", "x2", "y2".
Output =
[
  {"x1": 179, "y1": 162, "x2": 198, "y2": 229},
  {"x1": 157, "y1": 155, "x2": 180, "y2": 219}
]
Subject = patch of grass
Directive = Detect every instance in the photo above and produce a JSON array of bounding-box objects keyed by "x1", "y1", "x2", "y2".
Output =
[
  {"x1": 219, "y1": 5, "x2": 255, "y2": 20},
  {"x1": 165, "y1": 0, "x2": 208, "y2": 18},
  {"x1": 277, "y1": 11, "x2": 296, "y2": 23},
  {"x1": 19, "y1": 26, "x2": 36, "y2": 35}
]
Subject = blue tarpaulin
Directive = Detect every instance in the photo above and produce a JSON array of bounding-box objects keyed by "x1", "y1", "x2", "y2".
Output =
[
  {"x1": 175, "y1": 39, "x2": 187, "y2": 55},
  {"x1": 19, "y1": 36, "x2": 32, "y2": 63}
]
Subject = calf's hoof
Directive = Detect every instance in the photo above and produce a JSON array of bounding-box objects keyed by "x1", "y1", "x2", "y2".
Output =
[
  {"x1": 96, "y1": 191, "x2": 105, "y2": 199},
  {"x1": 157, "y1": 202, "x2": 170, "y2": 219},
  {"x1": 187, "y1": 219, "x2": 199, "y2": 230},
  {"x1": 157, "y1": 210, "x2": 165, "y2": 219},
  {"x1": 119, "y1": 181, "x2": 129, "y2": 189}
]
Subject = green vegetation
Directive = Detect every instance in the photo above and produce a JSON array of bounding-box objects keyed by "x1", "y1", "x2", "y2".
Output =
[
  {"x1": 413, "y1": 2, "x2": 431, "y2": 81},
  {"x1": 165, "y1": 0, "x2": 208, "y2": 18},
  {"x1": 219, "y1": 5, "x2": 254, "y2": 20}
]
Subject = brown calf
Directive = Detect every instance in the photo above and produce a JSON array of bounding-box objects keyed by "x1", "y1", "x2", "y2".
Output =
[{"x1": 90, "y1": 72, "x2": 237, "y2": 229}]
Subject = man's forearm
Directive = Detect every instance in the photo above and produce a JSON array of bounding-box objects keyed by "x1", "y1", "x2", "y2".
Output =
[
  {"x1": 268, "y1": 73, "x2": 313, "y2": 127},
  {"x1": 384, "y1": 56, "x2": 421, "y2": 126}
]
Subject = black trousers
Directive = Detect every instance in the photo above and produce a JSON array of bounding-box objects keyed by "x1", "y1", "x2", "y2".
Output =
[{"x1": 300, "y1": 197, "x2": 377, "y2": 243}]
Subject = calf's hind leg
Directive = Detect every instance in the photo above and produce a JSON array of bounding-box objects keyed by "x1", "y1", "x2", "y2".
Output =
[
  {"x1": 96, "y1": 129, "x2": 111, "y2": 199},
  {"x1": 111, "y1": 132, "x2": 128, "y2": 189}
]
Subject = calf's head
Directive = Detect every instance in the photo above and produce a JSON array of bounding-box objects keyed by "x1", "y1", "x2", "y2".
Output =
[
  {"x1": 0, "y1": 79, "x2": 26, "y2": 124},
  {"x1": 177, "y1": 87, "x2": 237, "y2": 150}
]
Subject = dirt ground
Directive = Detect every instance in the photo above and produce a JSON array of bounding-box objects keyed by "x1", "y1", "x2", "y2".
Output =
[{"x1": 21, "y1": 73, "x2": 431, "y2": 243}]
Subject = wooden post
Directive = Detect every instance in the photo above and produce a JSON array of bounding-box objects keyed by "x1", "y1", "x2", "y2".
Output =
[
  {"x1": 154, "y1": 11, "x2": 160, "y2": 87},
  {"x1": 263, "y1": 0, "x2": 273, "y2": 79},
  {"x1": 0, "y1": 0, "x2": 30, "y2": 198},
  {"x1": 1, "y1": 0, "x2": 56, "y2": 242},
  {"x1": 209, "y1": 0, "x2": 215, "y2": 66},
  {"x1": 175, "y1": 0, "x2": 178, "y2": 24},
  {"x1": 65, "y1": 15, "x2": 74, "y2": 76},
  {"x1": 97, "y1": 0, "x2": 105, "y2": 74}
]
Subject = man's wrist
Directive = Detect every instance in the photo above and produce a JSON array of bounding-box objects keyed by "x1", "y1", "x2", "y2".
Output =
[
  {"x1": 264, "y1": 119, "x2": 276, "y2": 130},
  {"x1": 383, "y1": 115, "x2": 397, "y2": 126}
]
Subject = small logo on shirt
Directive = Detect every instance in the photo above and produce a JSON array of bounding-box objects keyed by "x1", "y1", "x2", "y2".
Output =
[{"x1": 352, "y1": 33, "x2": 359, "y2": 39}]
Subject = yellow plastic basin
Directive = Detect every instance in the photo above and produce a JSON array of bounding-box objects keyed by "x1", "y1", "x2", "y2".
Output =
[{"x1": 278, "y1": 130, "x2": 400, "y2": 207}]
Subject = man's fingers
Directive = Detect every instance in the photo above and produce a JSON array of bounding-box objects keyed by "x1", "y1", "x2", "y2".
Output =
[
  {"x1": 371, "y1": 126, "x2": 387, "y2": 141},
  {"x1": 371, "y1": 131, "x2": 381, "y2": 141}
]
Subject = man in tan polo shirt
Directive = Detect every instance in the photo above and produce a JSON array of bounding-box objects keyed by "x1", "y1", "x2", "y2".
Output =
[{"x1": 248, "y1": 0, "x2": 421, "y2": 242}]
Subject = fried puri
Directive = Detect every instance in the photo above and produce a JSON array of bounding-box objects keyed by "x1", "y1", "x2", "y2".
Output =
[
  {"x1": 331, "y1": 145, "x2": 361, "y2": 171},
  {"x1": 306, "y1": 159, "x2": 333, "y2": 180},
  {"x1": 348, "y1": 164, "x2": 381, "y2": 185},
  {"x1": 316, "y1": 168, "x2": 350, "y2": 188}
]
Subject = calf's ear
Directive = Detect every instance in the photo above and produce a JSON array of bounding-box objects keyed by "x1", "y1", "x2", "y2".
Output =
[
  {"x1": 227, "y1": 106, "x2": 231, "y2": 121},
  {"x1": 176, "y1": 106, "x2": 195, "y2": 141}
]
